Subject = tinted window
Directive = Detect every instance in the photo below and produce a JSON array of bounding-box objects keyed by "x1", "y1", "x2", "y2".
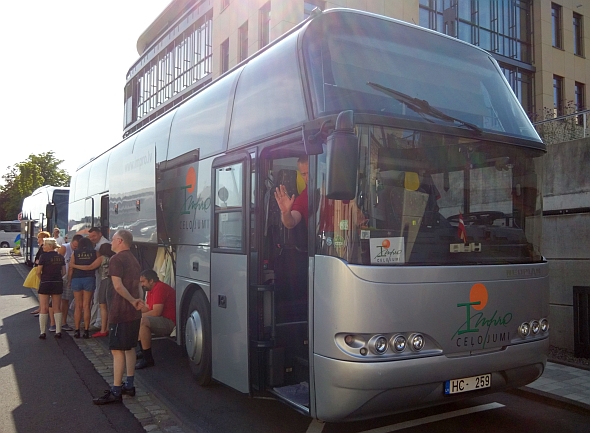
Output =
[
  {"x1": 168, "y1": 68, "x2": 240, "y2": 160},
  {"x1": 229, "y1": 32, "x2": 307, "y2": 148},
  {"x1": 303, "y1": 11, "x2": 540, "y2": 142}
]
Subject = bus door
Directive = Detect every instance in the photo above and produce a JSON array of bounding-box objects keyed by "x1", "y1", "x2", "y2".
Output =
[
  {"x1": 100, "y1": 195, "x2": 109, "y2": 239},
  {"x1": 210, "y1": 153, "x2": 251, "y2": 393},
  {"x1": 255, "y1": 152, "x2": 310, "y2": 409}
]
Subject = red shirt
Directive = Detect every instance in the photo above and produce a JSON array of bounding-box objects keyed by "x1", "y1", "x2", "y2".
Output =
[
  {"x1": 291, "y1": 187, "x2": 308, "y2": 225},
  {"x1": 147, "y1": 281, "x2": 176, "y2": 323}
]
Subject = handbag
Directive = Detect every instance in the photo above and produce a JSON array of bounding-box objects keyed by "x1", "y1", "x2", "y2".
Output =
[{"x1": 23, "y1": 267, "x2": 40, "y2": 290}]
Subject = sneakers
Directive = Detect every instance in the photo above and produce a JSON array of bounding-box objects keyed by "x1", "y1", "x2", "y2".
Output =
[
  {"x1": 39, "y1": 333, "x2": 46, "y2": 340},
  {"x1": 48, "y1": 325, "x2": 56, "y2": 332},
  {"x1": 92, "y1": 390, "x2": 122, "y2": 405},
  {"x1": 55, "y1": 332, "x2": 62, "y2": 339},
  {"x1": 83, "y1": 330, "x2": 90, "y2": 339},
  {"x1": 61, "y1": 324, "x2": 74, "y2": 332},
  {"x1": 122, "y1": 386, "x2": 136, "y2": 397},
  {"x1": 92, "y1": 331, "x2": 108, "y2": 338},
  {"x1": 135, "y1": 358, "x2": 155, "y2": 370}
]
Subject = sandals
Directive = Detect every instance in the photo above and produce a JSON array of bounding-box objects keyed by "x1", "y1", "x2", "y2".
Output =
[{"x1": 74, "y1": 330, "x2": 80, "y2": 339}]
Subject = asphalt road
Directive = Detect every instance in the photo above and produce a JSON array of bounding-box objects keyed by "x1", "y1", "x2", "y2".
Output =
[{"x1": 2, "y1": 248, "x2": 590, "y2": 433}]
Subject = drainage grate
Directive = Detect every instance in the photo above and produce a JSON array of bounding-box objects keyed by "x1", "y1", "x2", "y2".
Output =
[{"x1": 573, "y1": 286, "x2": 590, "y2": 358}]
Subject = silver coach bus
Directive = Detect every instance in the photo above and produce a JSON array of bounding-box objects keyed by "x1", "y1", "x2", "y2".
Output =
[{"x1": 68, "y1": 9, "x2": 548, "y2": 422}]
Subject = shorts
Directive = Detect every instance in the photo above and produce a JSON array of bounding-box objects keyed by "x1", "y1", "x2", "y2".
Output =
[
  {"x1": 39, "y1": 280, "x2": 63, "y2": 296},
  {"x1": 109, "y1": 319, "x2": 141, "y2": 351},
  {"x1": 62, "y1": 275, "x2": 73, "y2": 301},
  {"x1": 146, "y1": 316, "x2": 176, "y2": 337},
  {"x1": 71, "y1": 276, "x2": 96, "y2": 292}
]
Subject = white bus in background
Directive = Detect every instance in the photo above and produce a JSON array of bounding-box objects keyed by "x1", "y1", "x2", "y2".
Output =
[
  {"x1": 21, "y1": 185, "x2": 70, "y2": 265},
  {"x1": 0, "y1": 220, "x2": 21, "y2": 248}
]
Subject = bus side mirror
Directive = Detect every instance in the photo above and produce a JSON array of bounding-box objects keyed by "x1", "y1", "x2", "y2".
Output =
[
  {"x1": 326, "y1": 110, "x2": 358, "y2": 200},
  {"x1": 46, "y1": 203, "x2": 55, "y2": 220}
]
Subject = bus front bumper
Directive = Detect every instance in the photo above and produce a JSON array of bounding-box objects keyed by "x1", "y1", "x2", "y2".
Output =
[{"x1": 312, "y1": 338, "x2": 548, "y2": 422}]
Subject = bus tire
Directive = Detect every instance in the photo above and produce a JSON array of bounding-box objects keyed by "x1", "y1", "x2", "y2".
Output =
[
  {"x1": 0, "y1": 242, "x2": 9, "y2": 248},
  {"x1": 184, "y1": 290, "x2": 212, "y2": 386}
]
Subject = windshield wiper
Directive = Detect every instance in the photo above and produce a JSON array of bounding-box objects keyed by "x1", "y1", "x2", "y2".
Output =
[{"x1": 367, "y1": 82, "x2": 482, "y2": 135}]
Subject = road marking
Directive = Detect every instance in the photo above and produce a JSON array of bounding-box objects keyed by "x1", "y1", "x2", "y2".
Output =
[
  {"x1": 356, "y1": 402, "x2": 505, "y2": 433},
  {"x1": 306, "y1": 419, "x2": 325, "y2": 433}
]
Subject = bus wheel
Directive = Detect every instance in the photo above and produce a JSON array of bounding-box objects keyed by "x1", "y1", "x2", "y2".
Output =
[
  {"x1": 0, "y1": 242, "x2": 9, "y2": 248},
  {"x1": 184, "y1": 290, "x2": 212, "y2": 385}
]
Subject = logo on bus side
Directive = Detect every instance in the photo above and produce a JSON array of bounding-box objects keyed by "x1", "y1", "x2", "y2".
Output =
[
  {"x1": 451, "y1": 283, "x2": 512, "y2": 349},
  {"x1": 180, "y1": 166, "x2": 211, "y2": 232}
]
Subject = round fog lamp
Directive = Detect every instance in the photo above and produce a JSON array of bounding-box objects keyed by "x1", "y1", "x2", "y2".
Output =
[
  {"x1": 531, "y1": 320, "x2": 540, "y2": 335},
  {"x1": 540, "y1": 318, "x2": 549, "y2": 332},
  {"x1": 392, "y1": 335, "x2": 406, "y2": 352},
  {"x1": 374, "y1": 336, "x2": 388, "y2": 354},
  {"x1": 411, "y1": 334, "x2": 424, "y2": 351},
  {"x1": 519, "y1": 322, "x2": 530, "y2": 337}
]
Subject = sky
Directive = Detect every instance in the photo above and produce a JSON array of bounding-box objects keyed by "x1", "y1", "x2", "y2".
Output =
[{"x1": 0, "y1": 0, "x2": 172, "y2": 182}]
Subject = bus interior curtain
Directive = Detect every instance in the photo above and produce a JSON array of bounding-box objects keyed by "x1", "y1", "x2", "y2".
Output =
[{"x1": 154, "y1": 246, "x2": 175, "y2": 288}]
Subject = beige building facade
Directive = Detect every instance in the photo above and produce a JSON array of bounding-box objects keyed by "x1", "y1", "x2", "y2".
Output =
[{"x1": 124, "y1": 0, "x2": 590, "y2": 136}]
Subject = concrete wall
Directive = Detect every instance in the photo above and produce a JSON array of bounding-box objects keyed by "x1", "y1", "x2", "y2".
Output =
[{"x1": 543, "y1": 136, "x2": 590, "y2": 350}]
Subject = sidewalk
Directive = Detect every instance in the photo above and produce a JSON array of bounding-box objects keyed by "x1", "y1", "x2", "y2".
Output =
[{"x1": 523, "y1": 360, "x2": 590, "y2": 409}]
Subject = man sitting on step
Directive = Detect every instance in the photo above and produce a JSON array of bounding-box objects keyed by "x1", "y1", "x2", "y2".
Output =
[{"x1": 135, "y1": 269, "x2": 176, "y2": 369}]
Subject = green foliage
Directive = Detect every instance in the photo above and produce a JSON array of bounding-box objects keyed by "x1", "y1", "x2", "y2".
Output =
[{"x1": 0, "y1": 152, "x2": 70, "y2": 220}]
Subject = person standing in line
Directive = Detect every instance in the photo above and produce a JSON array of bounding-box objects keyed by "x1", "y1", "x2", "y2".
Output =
[
  {"x1": 36, "y1": 238, "x2": 65, "y2": 339},
  {"x1": 56, "y1": 234, "x2": 83, "y2": 332},
  {"x1": 68, "y1": 237, "x2": 97, "y2": 339},
  {"x1": 93, "y1": 229, "x2": 144, "y2": 405},
  {"x1": 70, "y1": 242, "x2": 115, "y2": 337},
  {"x1": 30, "y1": 231, "x2": 51, "y2": 317},
  {"x1": 88, "y1": 227, "x2": 110, "y2": 330},
  {"x1": 53, "y1": 227, "x2": 65, "y2": 246}
]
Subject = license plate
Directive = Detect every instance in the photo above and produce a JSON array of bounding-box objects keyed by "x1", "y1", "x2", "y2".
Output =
[{"x1": 444, "y1": 374, "x2": 491, "y2": 395}]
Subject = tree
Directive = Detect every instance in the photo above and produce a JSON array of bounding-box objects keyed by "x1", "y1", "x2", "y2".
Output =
[{"x1": 0, "y1": 152, "x2": 70, "y2": 220}]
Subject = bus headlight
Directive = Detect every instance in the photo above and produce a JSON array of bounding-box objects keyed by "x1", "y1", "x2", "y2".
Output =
[
  {"x1": 373, "y1": 336, "x2": 388, "y2": 354},
  {"x1": 391, "y1": 335, "x2": 406, "y2": 352},
  {"x1": 411, "y1": 334, "x2": 424, "y2": 351},
  {"x1": 518, "y1": 322, "x2": 530, "y2": 337},
  {"x1": 540, "y1": 318, "x2": 549, "y2": 332},
  {"x1": 530, "y1": 320, "x2": 540, "y2": 335}
]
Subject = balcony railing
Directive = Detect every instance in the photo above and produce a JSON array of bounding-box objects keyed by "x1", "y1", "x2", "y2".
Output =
[{"x1": 533, "y1": 109, "x2": 590, "y2": 145}]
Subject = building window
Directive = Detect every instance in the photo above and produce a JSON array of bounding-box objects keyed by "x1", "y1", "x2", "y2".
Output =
[
  {"x1": 221, "y1": 0, "x2": 230, "y2": 10},
  {"x1": 304, "y1": 0, "x2": 325, "y2": 20},
  {"x1": 501, "y1": 64, "x2": 534, "y2": 116},
  {"x1": 575, "y1": 82, "x2": 586, "y2": 124},
  {"x1": 574, "y1": 12, "x2": 584, "y2": 56},
  {"x1": 419, "y1": 0, "x2": 533, "y2": 63},
  {"x1": 553, "y1": 75, "x2": 564, "y2": 117},
  {"x1": 239, "y1": 21, "x2": 248, "y2": 62},
  {"x1": 259, "y1": 2, "x2": 271, "y2": 48},
  {"x1": 552, "y1": 3, "x2": 563, "y2": 49},
  {"x1": 221, "y1": 38, "x2": 229, "y2": 74}
]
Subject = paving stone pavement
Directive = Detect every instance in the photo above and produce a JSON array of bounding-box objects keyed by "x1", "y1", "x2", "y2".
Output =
[
  {"x1": 72, "y1": 336, "x2": 192, "y2": 433},
  {"x1": 524, "y1": 360, "x2": 590, "y2": 409}
]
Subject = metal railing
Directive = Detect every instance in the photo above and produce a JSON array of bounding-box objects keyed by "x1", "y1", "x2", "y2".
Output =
[{"x1": 533, "y1": 109, "x2": 590, "y2": 144}]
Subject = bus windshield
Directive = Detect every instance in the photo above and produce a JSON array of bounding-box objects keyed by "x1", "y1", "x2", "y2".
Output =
[
  {"x1": 316, "y1": 125, "x2": 544, "y2": 265},
  {"x1": 303, "y1": 11, "x2": 540, "y2": 142}
]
